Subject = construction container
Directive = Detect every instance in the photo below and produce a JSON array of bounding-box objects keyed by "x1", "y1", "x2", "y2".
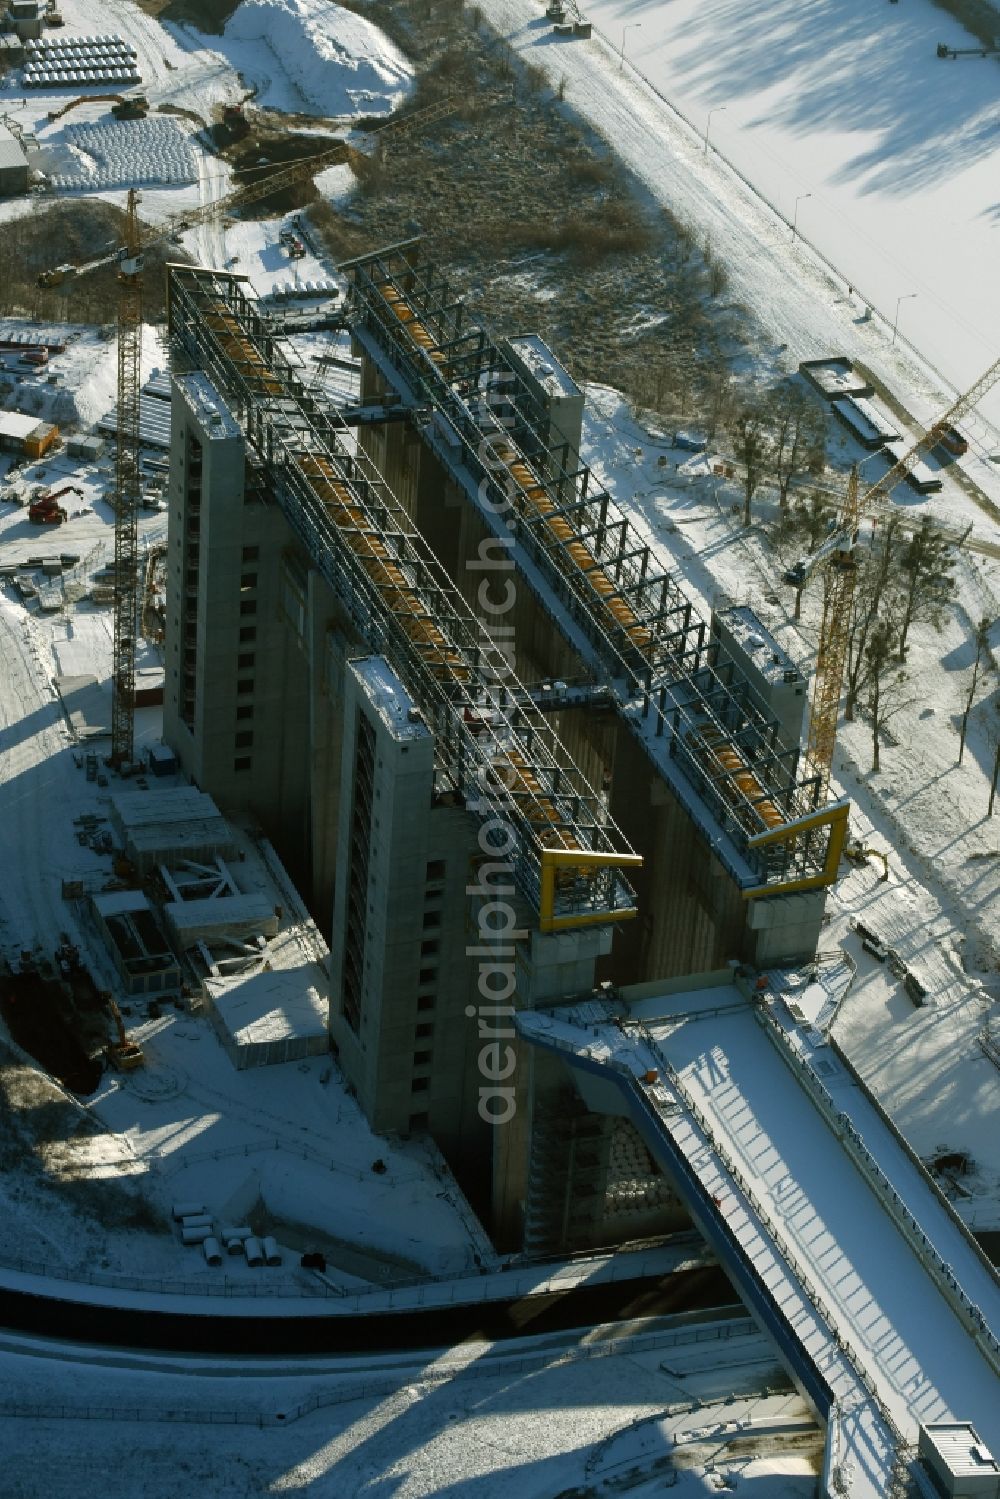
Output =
[
  {"x1": 172, "y1": 1199, "x2": 206, "y2": 1220},
  {"x1": 220, "y1": 1224, "x2": 252, "y2": 1246},
  {"x1": 67, "y1": 433, "x2": 105, "y2": 460},
  {"x1": 202, "y1": 1236, "x2": 223, "y2": 1266},
  {"x1": 181, "y1": 1225, "x2": 212, "y2": 1245},
  {"x1": 23, "y1": 421, "x2": 58, "y2": 459},
  {"x1": 261, "y1": 1235, "x2": 281, "y2": 1267},
  {"x1": 244, "y1": 1235, "x2": 264, "y2": 1267},
  {"x1": 180, "y1": 1213, "x2": 213, "y2": 1231},
  {"x1": 147, "y1": 742, "x2": 177, "y2": 776}
]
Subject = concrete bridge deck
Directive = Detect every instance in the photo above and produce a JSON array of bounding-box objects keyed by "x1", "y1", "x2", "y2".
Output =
[{"x1": 518, "y1": 977, "x2": 1000, "y2": 1497}]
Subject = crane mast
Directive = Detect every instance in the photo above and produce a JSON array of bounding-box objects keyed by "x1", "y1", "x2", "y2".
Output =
[
  {"x1": 110, "y1": 188, "x2": 144, "y2": 768},
  {"x1": 805, "y1": 466, "x2": 861, "y2": 784}
]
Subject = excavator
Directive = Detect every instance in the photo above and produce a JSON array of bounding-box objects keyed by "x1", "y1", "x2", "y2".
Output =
[
  {"x1": 105, "y1": 994, "x2": 144, "y2": 1071},
  {"x1": 47, "y1": 94, "x2": 148, "y2": 124},
  {"x1": 27, "y1": 484, "x2": 83, "y2": 525},
  {"x1": 843, "y1": 841, "x2": 890, "y2": 882}
]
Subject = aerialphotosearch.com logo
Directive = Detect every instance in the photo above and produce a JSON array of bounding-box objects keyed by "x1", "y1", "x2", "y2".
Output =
[{"x1": 465, "y1": 373, "x2": 525, "y2": 1127}]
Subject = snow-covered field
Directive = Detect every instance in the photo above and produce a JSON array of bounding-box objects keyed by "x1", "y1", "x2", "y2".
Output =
[
  {"x1": 557, "y1": 0, "x2": 1000, "y2": 425},
  {"x1": 482, "y1": 0, "x2": 1000, "y2": 458}
]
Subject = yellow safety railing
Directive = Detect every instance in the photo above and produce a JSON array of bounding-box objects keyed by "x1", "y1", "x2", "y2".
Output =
[
  {"x1": 741, "y1": 799, "x2": 850, "y2": 900},
  {"x1": 539, "y1": 848, "x2": 643, "y2": 933}
]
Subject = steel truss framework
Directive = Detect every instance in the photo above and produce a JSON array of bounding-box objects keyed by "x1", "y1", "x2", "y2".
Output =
[
  {"x1": 167, "y1": 265, "x2": 640, "y2": 930},
  {"x1": 343, "y1": 243, "x2": 845, "y2": 897}
]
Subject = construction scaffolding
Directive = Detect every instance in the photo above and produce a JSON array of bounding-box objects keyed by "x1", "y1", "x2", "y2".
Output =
[
  {"x1": 344, "y1": 242, "x2": 846, "y2": 897},
  {"x1": 167, "y1": 265, "x2": 640, "y2": 931}
]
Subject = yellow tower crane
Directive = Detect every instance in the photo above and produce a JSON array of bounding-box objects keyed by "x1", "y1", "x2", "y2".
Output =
[
  {"x1": 111, "y1": 188, "x2": 144, "y2": 768},
  {"x1": 789, "y1": 353, "x2": 1000, "y2": 791}
]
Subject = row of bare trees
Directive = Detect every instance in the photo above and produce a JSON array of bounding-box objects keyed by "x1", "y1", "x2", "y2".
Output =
[
  {"x1": 836, "y1": 514, "x2": 956, "y2": 772},
  {"x1": 773, "y1": 507, "x2": 957, "y2": 773},
  {"x1": 727, "y1": 382, "x2": 828, "y2": 526},
  {"x1": 775, "y1": 488, "x2": 1000, "y2": 806}
]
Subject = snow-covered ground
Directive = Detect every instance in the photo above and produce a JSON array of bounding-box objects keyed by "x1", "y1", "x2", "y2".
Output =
[
  {"x1": 182, "y1": 0, "x2": 413, "y2": 119},
  {"x1": 553, "y1": 0, "x2": 1000, "y2": 426},
  {"x1": 0, "y1": 0, "x2": 402, "y2": 237},
  {"x1": 0, "y1": 1319, "x2": 816, "y2": 1497},
  {"x1": 482, "y1": 0, "x2": 1000, "y2": 463}
]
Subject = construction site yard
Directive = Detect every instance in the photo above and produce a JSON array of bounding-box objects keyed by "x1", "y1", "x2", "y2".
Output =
[
  {"x1": 0, "y1": 0, "x2": 997, "y2": 1491},
  {"x1": 0, "y1": 0, "x2": 996, "y2": 1329}
]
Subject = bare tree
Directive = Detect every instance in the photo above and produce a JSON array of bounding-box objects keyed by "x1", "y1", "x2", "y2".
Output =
[
  {"x1": 770, "y1": 385, "x2": 827, "y2": 507},
  {"x1": 728, "y1": 403, "x2": 772, "y2": 527},
  {"x1": 702, "y1": 360, "x2": 731, "y2": 444},
  {"x1": 895, "y1": 516, "x2": 956, "y2": 662},
  {"x1": 843, "y1": 515, "x2": 902, "y2": 721},
  {"x1": 988, "y1": 706, "x2": 1000, "y2": 818},
  {"x1": 862, "y1": 618, "x2": 915, "y2": 773},
  {"x1": 958, "y1": 615, "x2": 993, "y2": 765}
]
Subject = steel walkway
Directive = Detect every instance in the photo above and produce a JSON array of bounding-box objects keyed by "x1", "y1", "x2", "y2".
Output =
[{"x1": 518, "y1": 977, "x2": 1000, "y2": 1497}]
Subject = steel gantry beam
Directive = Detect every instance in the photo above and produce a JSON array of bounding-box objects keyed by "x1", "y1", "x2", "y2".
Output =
[{"x1": 166, "y1": 265, "x2": 640, "y2": 930}]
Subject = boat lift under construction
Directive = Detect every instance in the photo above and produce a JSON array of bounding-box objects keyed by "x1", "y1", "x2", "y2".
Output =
[{"x1": 342, "y1": 241, "x2": 848, "y2": 900}]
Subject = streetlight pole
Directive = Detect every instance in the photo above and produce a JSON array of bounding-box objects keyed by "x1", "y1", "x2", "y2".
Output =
[
  {"x1": 619, "y1": 21, "x2": 641, "y2": 71},
  {"x1": 891, "y1": 293, "x2": 917, "y2": 346},
  {"x1": 792, "y1": 192, "x2": 812, "y2": 240},
  {"x1": 703, "y1": 105, "x2": 726, "y2": 155}
]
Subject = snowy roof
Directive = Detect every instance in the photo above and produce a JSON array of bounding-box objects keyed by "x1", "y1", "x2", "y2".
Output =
[
  {"x1": 165, "y1": 892, "x2": 277, "y2": 935},
  {"x1": 351, "y1": 655, "x2": 430, "y2": 741},
  {"x1": 0, "y1": 411, "x2": 43, "y2": 441},
  {"x1": 0, "y1": 128, "x2": 28, "y2": 173},
  {"x1": 93, "y1": 889, "x2": 151, "y2": 918},
  {"x1": 799, "y1": 357, "x2": 871, "y2": 398},
  {"x1": 921, "y1": 1424, "x2": 999, "y2": 1479},
  {"x1": 833, "y1": 395, "x2": 900, "y2": 443},
  {"x1": 505, "y1": 335, "x2": 581, "y2": 402},
  {"x1": 208, "y1": 967, "x2": 327, "y2": 1046},
  {"x1": 176, "y1": 372, "x2": 241, "y2": 441},
  {"x1": 112, "y1": 786, "x2": 223, "y2": 831},
  {"x1": 111, "y1": 786, "x2": 234, "y2": 857}
]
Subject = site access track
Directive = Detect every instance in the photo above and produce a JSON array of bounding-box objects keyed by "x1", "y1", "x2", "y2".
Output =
[{"x1": 518, "y1": 977, "x2": 1000, "y2": 1499}]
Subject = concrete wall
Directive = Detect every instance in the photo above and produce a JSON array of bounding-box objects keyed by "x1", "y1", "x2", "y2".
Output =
[
  {"x1": 163, "y1": 375, "x2": 338, "y2": 908},
  {"x1": 327, "y1": 658, "x2": 488, "y2": 1184},
  {"x1": 0, "y1": 162, "x2": 29, "y2": 197}
]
